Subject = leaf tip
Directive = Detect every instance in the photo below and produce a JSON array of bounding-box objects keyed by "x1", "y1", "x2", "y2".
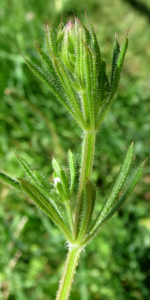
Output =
[
  {"x1": 14, "y1": 151, "x2": 18, "y2": 158},
  {"x1": 34, "y1": 41, "x2": 40, "y2": 50},
  {"x1": 143, "y1": 155, "x2": 150, "y2": 164},
  {"x1": 126, "y1": 28, "x2": 130, "y2": 39},
  {"x1": 42, "y1": 16, "x2": 48, "y2": 26},
  {"x1": 18, "y1": 51, "x2": 26, "y2": 61},
  {"x1": 16, "y1": 178, "x2": 22, "y2": 182}
]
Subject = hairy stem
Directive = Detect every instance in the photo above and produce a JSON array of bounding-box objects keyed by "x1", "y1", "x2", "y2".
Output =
[
  {"x1": 73, "y1": 131, "x2": 96, "y2": 239},
  {"x1": 55, "y1": 246, "x2": 81, "y2": 300}
]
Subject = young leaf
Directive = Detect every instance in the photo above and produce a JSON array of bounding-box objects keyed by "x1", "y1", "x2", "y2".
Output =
[
  {"x1": 0, "y1": 172, "x2": 21, "y2": 191},
  {"x1": 51, "y1": 53, "x2": 86, "y2": 129},
  {"x1": 52, "y1": 158, "x2": 69, "y2": 196},
  {"x1": 110, "y1": 36, "x2": 120, "y2": 88},
  {"x1": 64, "y1": 201, "x2": 73, "y2": 233},
  {"x1": 46, "y1": 23, "x2": 57, "y2": 58},
  {"x1": 56, "y1": 18, "x2": 64, "y2": 53},
  {"x1": 77, "y1": 179, "x2": 96, "y2": 241},
  {"x1": 55, "y1": 181, "x2": 67, "y2": 202},
  {"x1": 97, "y1": 36, "x2": 128, "y2": 128},
  {"x1": 68, "y1": 149, "x2": 76, "y2": 194},
  {"x1": 33, "y1": 172, "x2": 64, "y2": 219},
  {"x1": 15, "y1": 155, "x2": 64, "y2": 218},
  {"x1": 85, "y1": 13, "x2": 101, "y2": 70},
  {"x1": 19, "y1": 179, "x2": 72, "y2": 241},
  {"x1": 61, "y1": 21, "x2": 74, "y2": 72},
  {"x1": 83, "y1": 41, "x2": 95, "y2": 130},
  {"x1": 33, "y1": 170, "x2": 62, "y2": 206},
  {"x1": 52, "y1": 157, "x2": 61, "y2": 176},
  {"x1": 90, "y1": 142, "x2": 133, "y2": 233},
  {"x1": 96, "y1": 58, "x2": 106, "y2": 121},
  {"x1": 74, "y1": 18, "x2": 86, "y2": 87}
]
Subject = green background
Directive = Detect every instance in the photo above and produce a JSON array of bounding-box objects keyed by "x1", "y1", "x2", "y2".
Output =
[{"x1": 0, "y1": 0, "x2": 150, "y2": 299}]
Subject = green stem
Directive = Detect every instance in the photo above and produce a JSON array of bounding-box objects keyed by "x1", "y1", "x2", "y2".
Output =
[
  {"x1": 55, "y1": 246, "x2": 81, "y2": 300},
  {"x1": 73, "y1": 131, "x2": 96, "y2": 239}
]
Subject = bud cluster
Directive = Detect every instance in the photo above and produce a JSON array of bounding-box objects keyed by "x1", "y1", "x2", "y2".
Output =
[{"x1": 22, "y1": 15, "x2": 128, "y2": 132}]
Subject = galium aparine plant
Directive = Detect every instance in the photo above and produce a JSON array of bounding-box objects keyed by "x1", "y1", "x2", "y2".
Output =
[{"x1": 0, "y1": 14, "x2": 148, "y2": 300}]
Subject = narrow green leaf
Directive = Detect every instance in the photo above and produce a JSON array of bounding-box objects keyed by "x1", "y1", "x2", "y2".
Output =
[
  {"x1": 76, "y1": 20, "x2": 87, "y2": 87},
  {"x1": 51, "y1": 53, "x2": 86, "y2": 130},
  {"x1": 68, "y1": 149, "x2": 76, "y2": 194},
  {"x1": 83, "y1": 41, "x2": 95, "y2": 130},
  {"x1": 61, "y1": 21, "x2": 74, "y2": 72},
  {"x1": 64, "y1": 201, "x2": 73, "y2": 232},
  {"x1": 19, "y1": 53, "x2": 76, "y2": 120},
  {"x1": 77, "y1": 179, "x2": 96, "y2": 241},
  {"x1": 33, "y1": 177, "x2": 65, "y2": 220},
  {"x1": 15, "y1": 154, "x2": 37, "y2": 183},
  {"x1": 33, "y1": 171, "x2": 52, "y2": 192},
  {"x1": 74, "y1": 18, "x2": 84, "y2": 86},
  {"x1": 99, "y1": 159, "x2": 146, "y2": 227},
  {"x1": 15, "y1": 156, "x2": 63, "y2": 217},
  {"x1": 85, "y1": 13, "x2": 101, "y2": 70},
  {"x1": 97, "y1": 36, "x2": 128, "y2": 128},
  {"x1": 82, "y1": 158, "x2": 147, "y2": 247},
  {"x1": 35, "y1": 44, "x2": 58, "y2": 78},
  {"x1": 52, "y1": 158, "x2": 69, "y2": 198},
  {"x1": 91, "y1": 142, "x2": 133, "y2": 232},
  {"x1": 0, "y1": 172, "x2": 21, "y2": 191},
  {"x1": 46, "y1": 23, "x2": 57, "y2": 58},
  {"x1": 55, "y1": 181, "x2": 67, "y2": 201},
  {"x1": 110, "y1": 36, "x2": 120, "y2": 88},
  {"x1": 19, "y1": 179, "x2": 72, "y2": 241},
  {"x1": 56, "y1": 18, "x2": 64, "y2": 53},
  {"x1": 52, "y1": 157, "x2": 61, "y2": 175},
  {"x1": 95, "y1": 58, "x2": 106, "y2": 122}
]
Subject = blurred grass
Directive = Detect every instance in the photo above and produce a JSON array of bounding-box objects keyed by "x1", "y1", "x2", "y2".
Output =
[{"x1": 0, "y1": 0, "x2": 150, "y2": 299}]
